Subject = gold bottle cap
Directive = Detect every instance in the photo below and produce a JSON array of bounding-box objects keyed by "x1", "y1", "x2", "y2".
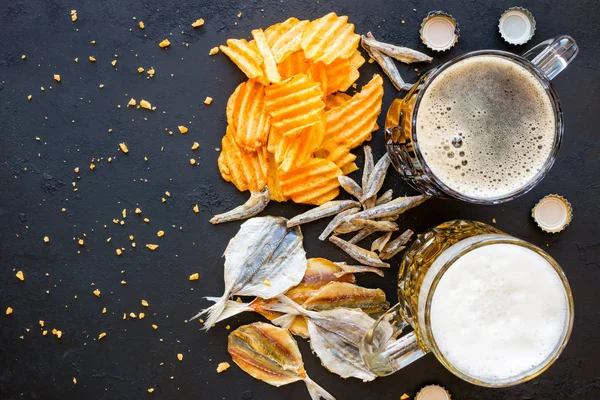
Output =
[
  {"x1": 415, "y1": 384, "x2": 451, "y2": 400},
  {"x1": 498, "y1": 7, "x2": 536, "y2": 45},
  {"x1": 532, "y1": 194, "x2": 572, "y2": 233},
  {"x1": 420, "y1": 11, "x2": 459, "y2": 52}
]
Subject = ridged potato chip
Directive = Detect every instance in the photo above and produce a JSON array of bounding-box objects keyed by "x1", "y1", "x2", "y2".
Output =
[
  {"x1": 251, "y1": 28, "x2": 281, "y2": 84},
  {"x1": 220, "y1": 39, "x2": 264, "y2": 81},
  {"x1": 301, "y1": 12, "x2": 360, "y2": 65},
  {"x1": 321, "y1": 74, "x2": 383, "y2": 151},
  {"x1": 316, "y1": 146, "x2": 359, "y2": 175},
  {"x1": 277, "y1": 51, "x2": 309, "y2": 80},
  {"x1": 325, "y1": 50, "x2": 364, "y2": 94},
  {"x1": 279, "y1": 119, "x2": 325, "y2": 172},
  {"x1": 264, "y1": 18, "x2": 310, "y2": 63},
  {"x1": 227, "y1": 80, "x2": 270, "y2": 151},
  {"x1": 266, "y1": 155, "x2": 289, "y2": 202},
  {"x1": 264, "y1": 73, "x2": 325, "y2": 137},
  {"x1": 324, "y1": 92, "x2": 352, "y2": 110},
  {"x1": 218, "y1": 126, "x2": 269, "y2": 192},
  {"x1": 307, "y1": 62, "x2": 328, "y2": 98},
  {"x1": 279, "y1": 158, "x2": 342, "y2": 205}
]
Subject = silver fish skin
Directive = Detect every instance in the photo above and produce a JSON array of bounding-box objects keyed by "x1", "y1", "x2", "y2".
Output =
[
  {"x1": 210, "y1": 187, "x2": 270, "y2": 224},
  {"x1": 371, "y1": 231, "x2": 393, "y2": 252},
  {"x1": 338, "y1": 175, "x2": 363, "y2": 200},
  {"x1": 380, "y1": 229, "x2": 414, "y2": 260},
  {"x1": 319, "y1": 207, "x2": 360, "y2": 241},
  {"x1": 375, "y1": 189, "x2": 394, "y2": 206},
  {"x1": 362, "y1": 145, "x2": 374, "y2": 192},
  {"x1": 361, "y1": 37, "x2": 413, "y2": 91},
  {"x1": 348, "y1": 228, "x2": 375, "y2": 244},
  {"x1": 361, "y1": 153, "x2": 391, "y2": 202},
  {"x1": 365, "y1": 32, "x2": 432, "y2": 64},
  {"x1": 349, "y1": 194, "x2": 429, "y2": 221},
  {"x1": 194, "y1": 216, "x2": 307, "y2": 330},
  {"x1": 287, "y1": 200, "x2": 360, "y2": 228},
  {"x1": 333, "y1": 220, "x2": 363, "y2": 235},
  {"x1": 352, "y1": 219, "x2": 398, "y2": 232},
  {"x1": 334, "y1": 262, "x2": 385, "y2": 278},
  {"x1": 329, "y1": 236, "x2": 390, "y2": 268}
]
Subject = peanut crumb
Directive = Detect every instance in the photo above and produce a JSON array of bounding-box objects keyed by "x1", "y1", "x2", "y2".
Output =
[
  {"x1": 157, "y1": 230, "x2": 164, "y2": 237},
  {"x1": 130, "y1": 312, "x2": 137, "y2": 319},
  {"x1": 159, "y1": 39, "x2": 171, "y2": 48},
  {"x1": 78, "y1": 238, "x2": 84, "y2": 245},
  {"x1": 74, "y1": 167, "x2": 80, "y2": 173},
  {"x1": 43, "y1": 236, "x2": 50, "y2": 243},
  {"x1": 93, "y1": 289, "x2": 101, "y2": 297},
  {"x1": 39, "y1": 320, "x2": 45, "y2": 327},
  {"x1": 209, "y1": 47, "x2": 219, "y2": 56},
  {"x1": 119, "y1": 143, "x2": 129, "y2": 153},
  {"x1": 140, "y1": 99, "x2": 152, "y2": 110},
  {"x1": 139, "y1": 21, "x2": 145, "y2": 29},
  {"x1": 204, "y1": 96, "x2": 213, "y2": 105},
  {"x1": 62, "y1": 208, "x2": 66, "y2": 212},
  {"x1": 98, "y1": 332, "x2": 106, "y2": 339},
  {"x1": 177, "y1": 353, "x2": 183, "y2": 361},
  {"x1": 191, "y1": 18, "x2": 205, "y2": 28},
  {"x1": 217, "y1": 362, "x2": 230, "y2": 373},
  {"x1": 6, "y1": 307, "x2": 13, "y2": 315},
  {"x1": 193, "y1": 204, "x2": 199, "y2": 213},
  {"x1": 226, "y1": 325, "x2": 230, "y2": 330},
  {"x1": 89, "y1": 163, "x2": 96, "y2": 170},
  {"x1": 42, "y1": 330, "x2": 48, "y2": 335},
  {"x1": 189, "y1": 158, "x2": 196, "y2": 165},
  {"x1": 141, "y1": 299, "x2": 149, "y2": 307},
  {"x1": 191, "y1": 142, "x2": 200, "y2": 150},
  {"x1": 137, "y1": 67, "x2": 144, "y2": 73},
  {"x1": 189, "y1": 273, "x2": 199, "y2": 281},
  {"x1": 178, "y1": 126, "x2": 188, "y2": 134},
  {"x1": 144, "y1": 218, "x2": 150, "y2": 223},
  {"x1": 139, "y1": 312, "x2": 145, "y2": 319},
  {"x1": 56, "y1": 330, "x2": 63, "y2": 339},
  {"x1": 54, "y1": 74, "x2": 61, "y2": 82},
  {"x1": 116, "y1": 248, "x2": 123, "y2": 256},
  {"x1": 16, "y1": 271, "x2": 25, "y2": 281},
  {"x1": 146, "y1": 244, "x2": 159, "y2": 251}
]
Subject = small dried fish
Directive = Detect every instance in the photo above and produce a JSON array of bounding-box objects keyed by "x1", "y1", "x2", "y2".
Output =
[
  {"x1": 361, "y1": 36, "x2": 413, "y2": 91},
  {"x1": 348, "y1": 228, "x2": 376, "y2": 244},
  {"x1": 334, "y1": 220, "x2": 363, "y2": 235},
  {"x1": 380, "y1": 229, "x2": 414, "y2": 260},
  {"x1": 228, "y1": 322, "x2": 336, "y2": 400},
  {"x1": 364, "y1": 32, "x2": 432, "y2": 64},
  {"x1": 352, "y1": 219, "x2": 398, "y2": 232},
  {"x1": 329, "y1": 236, "x2": 390, "y2": 268},
  {"x1": 349, "y1": 194, "x2": 429, "y2": 221},
  {"x1": 375, "y1": 189, "x2": 394, "y2": 206},
  {"x1": 302, "y1": 281, "x2": 389, "y2": 314},
  {"x1": 270, "y1": 296, "x2": 394, "y2": 382},
  {"x1": 319, "y1": 207, "x2": 360, "y2": 241},
  {"x1": 210, "y1": 187, "x2": 270, "y2": 224},
  {"x1": 361, "y1": 145, "x2": 374, "y2": 192},
  {"x1": 287, "y1": 200, "x2": 360, "y2": 228},
  {"x1": 194, "y1": 216, "x2": 307, "y2": 329},
  {"x1": 338, "y1": 175, "x2": 363, "y2": 200},
  {"x1": 334, "y1": 262, "x2": 385, "y2": 278},
  {"x1": 361, "y1": 153, "x2": 391, "y2": 202},
  {"x1": 371, "y1": 231, "x2": 393, "y2": 252}
]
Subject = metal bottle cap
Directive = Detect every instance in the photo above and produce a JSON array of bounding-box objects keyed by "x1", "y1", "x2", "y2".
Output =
[
  {"x1": 498, "y1": 7, "x2": 536, "y2": 45},
  {"x1": 532, "y1": 194, "x2": 573, "y2": 233},
  {"x1": 420, "y1": 11, "x2": 459, "y2": 52},
  {"x1": 415, "y1": 384, "x2": 451, "y2": 400}
]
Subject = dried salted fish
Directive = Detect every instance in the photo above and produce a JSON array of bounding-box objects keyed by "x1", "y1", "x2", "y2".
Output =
[
  {"x1": 348, "y1": 228, "x2": 376, "y2": 244},
  {"x1": 352, "y1": 219, "x2": 398, "y2": 232},
  {"x1": 319, "y1": 207, "x2": 360, "y2": 241},
  {"x1": 271, "y1": 296, "x2": 393, "y2": 382},
  {"x1": 364, "y1": 32, "x2": 432, "y2": 64},
  {"x1": 361, "y1": 153, "x2": 391, "y2": 202},
  {"x1": 194, "y1": 216, "x2": 307, "y2": 329},
  {"x1": 338, "y1": 175, "x2": 363, "y2": 200},
  {"x1": 287, "y1": 200, "x2": 360, "y2": 228},
  {"x1": 228, "y1": 322, "x2": 335, "y2": 400},
  {"x1": 210, "y1": 187, "x2": 270, "y2": 224},
  {"x1": 329, "y1": 236, "x2": 390, "y2": 268},
  {"x1": 334, "y1": 220, "x2": 364, "y2": 235},
  {"x1": 375, "y1": 189, "x2": 394, "y2": 206},
  {"x1": 334, "y1": 262, "x2": 385, "y2": 278},
  {"x1": 371, "y1": 231, "x2": 393, "y2": 252},
  {"x1": 361, "y1": 37, "x2": 413, "y2": 91},
  {"x1": 362, "y1": 145, "x2": 374, "y2": 191},
  {"x1": 350, "y1": 194, "x2": 429, "y2": 221},
  {"x1": 380, "y1": 229, "x2": 414, "y2": 260}
]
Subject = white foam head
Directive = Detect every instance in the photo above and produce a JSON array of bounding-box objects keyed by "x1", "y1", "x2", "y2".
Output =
[
  {"x1": 416, "y1": 55, "x2": 557, "y2": 200},
  {"x1": 429, "y1": 243, "x2": 569, "y2": 382}
]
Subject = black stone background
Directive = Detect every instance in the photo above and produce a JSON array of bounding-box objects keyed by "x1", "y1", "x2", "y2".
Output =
[{"x1": 1, "y1": 0, "x2": 599, "y2": 399}]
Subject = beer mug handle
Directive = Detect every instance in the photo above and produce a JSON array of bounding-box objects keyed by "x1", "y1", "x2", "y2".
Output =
[
  {"x1": 359, "y1": 303, "x2": 427, "y2": 376},
  {"x1": 522, "y1": 35, "x2": 578, "y2": 80}
]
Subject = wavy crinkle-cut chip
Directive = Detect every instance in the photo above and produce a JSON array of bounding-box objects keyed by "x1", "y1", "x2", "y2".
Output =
[
  {"x1": 316, "y1": 146, "x2": 358, "y2": 175},
  {"x1": 279, "y1": 158, "x2": 342, "y2": 205},
  {"x1": 252, "y1": 29, "x2": 281, "y2": 84},
  {"x1": 227, "y1": 80, "x2": 270, "y2": 151},
  {"x1": 267, "y1": 155, "x2": 289, "y2": 202},
  {"x1": 279, "y1": 119, "x2": 325, "y2": 172},
  {"x1": 301, "y1": 12, "x2": 360, "y2": 65},
  {"x1": 324, "y1": 92, "x2": 352, "y2": 110},
  {"x1": 218, "y1": 126, "x2": 268, "y2": 192},
  {"x1": 307, "y1": 62, "x2": 328, "y2": 97},
  {"x1": 265, "y1": 18, "x2": 310, "y2": 63},
  {"x1": 321, "y1": 74, "x2": 383, "y2": 151},
  {"x1": 277, "y1": 51, "x2": 308, "y2": 80},
  {"x1": 264, "y1": 73, "x2": 325, "y2": 137},
  {"x1": 220, "y1": 39, "x2": 264, "y2": 80},
  {"x1": 325, "y1": 50, "x2": 364, "y2": 94}
]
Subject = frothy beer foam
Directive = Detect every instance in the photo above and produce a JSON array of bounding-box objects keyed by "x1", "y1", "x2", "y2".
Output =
[
  {"x1": 417, "y1": 55, "x2": 556, "y2": 199},
  {"x1": 430, "y1": 243, "x2": 568, "y2": 382}
]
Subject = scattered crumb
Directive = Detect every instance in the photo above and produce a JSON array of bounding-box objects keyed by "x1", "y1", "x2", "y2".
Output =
[
  {"x1": 102, "y1": 307, "x2": 107, "y2": 314},
  {"x1": 16, "y1": 271, "x2": 25, "y2": 281},
  {"x1": 39, "y1": 320, "x2": 45, "y2": 327},
  {"x1": 74, "y1": 57, "x2": 79, "y2": 63},
  {"x1": 78, "y1": 238, "x2": 84, "y2": 245},
  {"x1": 165, "y1": 191, "x2": 171, "y2": 197},
  {"x1": 27, "y1": 95, "x2": 32, "y2": 101},
  {"x1": 122, "y1": 209, "x2": 127, "y2": 218},
  {"x1": 209, "y1": 47, "x2": 219, "y2": 56},
  {"x1": 148, "y1": 388, "x2": 154, "y2": 393},
  {"x1": 159, "y1": 39, "x2": 171, "y2": 48},
  {"x1": 119, "y1": 143, "x2": 129, "y2": 153},
  {"x1": 152, "y1": 324, "x2": 158, "y2": 330},
  {"x1": 189, "y1": 273, "x2": 199, "y2": 281},
  {"x1": 89, "y1": 163, "x2": 96, "y2": 170},
  {"x1": 137, "y1": 67, "x2": 145, "y2": 74},
  {"x1": 89, "y1": 56, "x2": 96, "y2": 62},
  {"x1": 139, "y1": 21, "x2": 145, "y2": 29},
  {"x1": 144, "y1": 218, "x2": 150, "y2": 223},
  {"x1": 368, "y1": 58, "x2": 375, "y2": 64},
  {"x1": 21, "y1": 55, "x2": 26, "y2": 60},
  {"x1": 135, "y1": 208, "x2": 142, "y2": 214},
  {"x1": 177, "y1": 353, "x2": 183, "y2": 361},
  {"x1": 157, "y1": 231, "x2": 165, "y2": 238},
  {"x1": 226, "y1": 325, "x2": 230, "y2": 330},
  {"x1": 116, "y1": 248, "x2": 123, "y2": 256},
  {"x1": 400, "y1": 394, "x2": 410, "y2": 400},
  {"x1": 130, "y1": 312, "x2": 137, "y2": 319},
  {"x1": 139, "y1": 313, "x2": 145, "y2": 319},
  {"x1": 73, "y1": 377, "x2": 77, "y2": 385},
  {"x1": 204, "y1": 96, "x2": 213, "y2": 105},
  {"x1": 146, "y1": 244, "x2": 159, "y2": 251},
  {"x1": 492, "y1": 218, "x2": 497, "y2": 223},
  {"x1": 128, "y1": 98, "x2": 137, "y2": 107},
  {"x1": 71, "y1": 9, "x2": 77, "y2": 22},
  {"x1": 191, "y1": 18, "x2": 205, "y2": 28},
  {"x1": 121, "y1": 280, "x2": 126, "y2": 285},
  {"x1": 55, "y1": 330, "x2": 63, "y2": 339},
  {"x1": 140, "y1": 99, "x2": 152, "y2": 110},
  {"x1": 111, "y1": 59, "x2": 117, "y2": 66},
  {"x1": 237, "y1": 12, "x2": 242, "y2": 18},
  {"x1": 74, "y1": 166, "x2": 80, "y2": 173},
  {"x1": 191, "y1": 142, "x2": 200, "y2": 150},
  {"x1": 98, "y1": 332, "x2": 106, "y2": 339},
  {"x1": 43, "y1": 236, "x2": 50, "y2": 243},
  {"x1": 189, "y1": 158, "x2": 196, "y2": 165},
  {"x1": 6, "y1": 307, "x2": 13, "y2": 315},
  {"x1": 93, "y1": 289, "x2": 101, "y2": 297},
  {"x1": 53, "y1": 74, "x2": 61, "y2": 82},
  {"x1": 217, "y1": 362, "x2": 230, "y2": 373},
  {"x1": 141, "y1": 300, "x2": 149, "y2": 307},
  {"x1": 178, "y1": 126, "x2": 188, "y2": 134},
  {"x1": 193, "y1": 204, "x2": 199, "y2": 213},
  {"x1": 147, "y1": 67, "x2": 155, "y2": 77},
  {"x1": 263, "y1": 280, "x2": 272, "y2": 286}
]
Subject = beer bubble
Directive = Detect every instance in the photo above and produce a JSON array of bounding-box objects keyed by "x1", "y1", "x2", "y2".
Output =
[{"x1": 452, "y1": 137, "x2": 463, "y2": 148}]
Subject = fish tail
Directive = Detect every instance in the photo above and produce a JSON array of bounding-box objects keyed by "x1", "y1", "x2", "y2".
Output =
[
  {"x1": 272, "y1": 313, "x2": 298, "y2": 330},
  {"x1": 269, "y1": 295, "x2": 313, "y2": 329},
  {"x1": 304, "y1": 376, "x2": 336, "y2": 400},
  {"x1": 191, "y1": 295, "x2": 230, "y2": 331}
]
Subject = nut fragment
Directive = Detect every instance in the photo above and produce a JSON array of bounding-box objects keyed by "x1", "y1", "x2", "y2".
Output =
[
  {"x1": 191, "y1": 142, "x2": 200, "y2": 150},
  {"x1": 141, "y1": 299, "x2": 149, "y2": 307},
  {"x1": 191, "y1": 18, "x2": 205, "y2": 28},
  {"x1": 146, "y1": 244, "x2": 159, "y2": 251},
  {"x1": 6, "y1": 307, "x2": 13, "y2": 315},
  {"x1": 204, "y1": 97, "x2": 213, "y2": 105},
  {"x1": 128, "y1": 98, "x2": 137, "y2": 107},
  {"x1": 159, "y1": 39, "x2": 171, "y2": 48},
  {"x1": 119, "y1": 143, "x2": 129, "y2": 153},
  {"x1": 189, "y1": 273, "x2": 199, "y2": 281},
  {"x1": 15, "y1": 271, "x2": 24, "y2": 281},
  {"x1": 178, "y1": 126, "x2": 188, "y2": 134},
  {"x1": 177, "y1": 353, "x2": 183, "y2": 361},
  {"x1": 139, "y1": 21, "x2": 145, "y2": 29},
  {"x1": 189, "y1": 158, "x2": 196, "y2": 165},
  {"x1": 140, "y1": 99, "x2": 152, "y2": 110},
  {"x1": 89, "y1": 56, "x2": 96, "y2": 62},
  {"x1": 93, "y1": 289, "x2": 101, "y2": 297},
  {"x1": 216, "y1": 362, "x2": 230, "y2": 373},
  {"x1": 43, "y1": 236, "x2": 50, "y2": 243},
  {"x1": 157, "y1": 230, "x2": 164, "y2": 237},
  {"x1": 135, "y1": 208, "x2": 142, "y2": 214},
  {"x1": 53, "y1": 74, "x2": 61, "y2": 82}
]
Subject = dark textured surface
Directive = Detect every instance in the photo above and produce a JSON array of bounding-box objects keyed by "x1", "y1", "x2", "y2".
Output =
[{"x1": 1, "y1": 0, "x2": 599, "y2": 399}]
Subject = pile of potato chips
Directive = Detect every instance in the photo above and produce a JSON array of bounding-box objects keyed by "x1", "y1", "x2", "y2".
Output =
[{"x1": 218, "y1": 12, "x2": 384, "y2": 205}]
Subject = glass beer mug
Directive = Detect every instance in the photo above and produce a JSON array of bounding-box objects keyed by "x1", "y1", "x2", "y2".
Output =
[
  {"x1": 384, "y1": 36, "x2": 578, "y2": 204},
  {"x1": 360, "y1": 220, "x2": 574, "y2": 387}
]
